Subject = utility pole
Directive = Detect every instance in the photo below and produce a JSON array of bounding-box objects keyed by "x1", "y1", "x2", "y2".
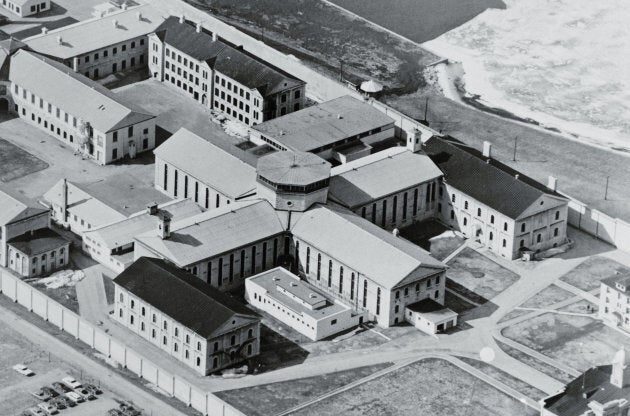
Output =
[
  {"x1": 339, "y1": 60, "x2": 343, "y2": 82},
  {"x1": 604, "y1": 176, "x2": 610, "y2": 200},
  {"x1": 261, "y1": 27, "x2": 264, "y2": 43},
  {"x1": 424, "y1": 97, "x2": 429, "y2": 122},
  {"x1": 512, "y1": 136, "x2": 518, "y2": 161}
]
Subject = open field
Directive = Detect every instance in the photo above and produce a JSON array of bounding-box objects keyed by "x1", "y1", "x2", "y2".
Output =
[
  {"x1": 496, "y1": 340, "x2": 574, "y2": 384},
  {"x1": 520, "y1": 285, "x2": 574, "y2": 310},
  {"x1": 0, "y1": 136, "x2": 48, "y2": 182},
  {"x1": 215, "y1": 363, "x2": 391, "y2": 416},
  {"x1": 400, "y1": 219, "x2": 465, "y2": 261},
  {"x1": 446, "y1": 248, "x2": 519, "y2": 303},
  {"x1": 560, "y1": 256, "x2": 630, "y2": 291},
  {"x1": 290, "y1": 358, "x2": 537, "y2": 415},
  {"x1": 502, "y1": 313, "x2": 630, "y2": 372}
]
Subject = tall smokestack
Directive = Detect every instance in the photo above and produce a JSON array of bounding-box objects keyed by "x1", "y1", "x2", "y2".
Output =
[
  {"x1": 547, "y1": 176, "x2": 558, "y2": 192},
  {"x1": 482, "y1": 141, "x2": 492, "y2": 158}
]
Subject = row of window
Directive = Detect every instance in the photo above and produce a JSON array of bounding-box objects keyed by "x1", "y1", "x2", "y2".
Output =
[
  {"x1": 81, "y1": 38, "x2": 145, "y2": 64},
  {"x1": 163, "y1": 164, "x2": 230, "y2": 210},
  {"x1": 361, "y1": 184, "x2": 434, "y2": 227},
  {"x1": 252, "y1": 292, "x2": 318, "y2": 330}
]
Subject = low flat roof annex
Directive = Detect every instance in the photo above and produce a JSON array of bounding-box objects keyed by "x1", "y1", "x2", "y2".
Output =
[
  {"x1": 154, "y1": 128, "x2": 257, "y2": 199},
  {"x1": 8, "y1": 228, "x2": 70, "y2": 256},
  {"x1": 290, "y1": 204, "x2": 445, "y2": 290},
  {"x1": 114, "y1": 257, "x2": 258, "y2": 339},
  {"x1": 329, "y1": 147, "x2": 443, "y2": 208},
  {"x1": 251, "y1": 96, "x2": 395, "y2": 152},
  {"x1": 248, "y1": 267, "x2": 348, "y2": 320},
  {"x1": 406, "y1": 298, "x2": 457, "y2": 322},
  {"x1": 24, "y1": 4, "x2": 165, "y2": 60}
]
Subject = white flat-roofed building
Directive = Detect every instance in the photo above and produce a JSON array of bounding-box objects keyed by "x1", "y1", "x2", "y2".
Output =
[
  {"x1": 10, "y1": 50, "x2": 157, "y2": 164},
  {"x1": 1, "y1": 0, "x2": 50, "y2": 17},
  {"x1": 24, "y1": 4, "x2": 164, "y2": 80},
  {"x1": 246, "y1": 267, "x2": 366, "y2": 340},
  {"x1": 249, "y1": 95, "x2": 395, "y2": 162},
  {"x1": 82, "y1": 199, "x2": 204, "y2": 273},
  {"x1": 404, "y1": 298, "x2": 457, "y2": 335},
  {"x1": 600, "y1": 273, "x2": 630, "y2": 333},
  {"x1": 154, "y1": 128, "x2": 257, "y2": 209},
  {"x1": 114, "y1": 257, "x2": 260, "y2": 375},
  {"x1": 329, "y1": 147, "x2": 443, "y2": 230},
  {"x1": 148, "y1": 16, "x2": 306, "y2": 125}
]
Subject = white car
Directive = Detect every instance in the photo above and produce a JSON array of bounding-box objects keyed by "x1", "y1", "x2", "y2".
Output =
[
  {"x1": 61, "y1": 376, "x2": 82, "y2": 389},
  {"x1": 13, "y1": 364, "x2": 35, "y2": 376},
  {"x1": 37, "y1": 402, "x2": 58, "y2": 415},
  {"x1": 64, "y1": 391, "x2": 85, "y2": 403}
]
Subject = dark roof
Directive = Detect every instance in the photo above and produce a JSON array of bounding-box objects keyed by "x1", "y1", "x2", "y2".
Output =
[
  {"x1": 543, "y1": 365, "x2": 630, "y2": 416},
  {"x1": 154, "y1": 17, "x2": 304, "y2": 97},
  {"x1": 114, "y1": 257, "x2": 258, "y2": 338},
  {"x1": 406, "y1": 298, "x2": 449, "y2": 314},
  {"x1": 601, "y1": 274, "x2": 630, "y2": 292},
  {"x1": 423, "y1": 137, "x2": 567, "y2": 219},
  {"x1": 8, "y1": 228, "x2": 69, "y2": 256}
]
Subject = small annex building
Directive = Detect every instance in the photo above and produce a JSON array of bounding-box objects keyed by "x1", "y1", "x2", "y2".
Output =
[
  {"x1": 113, "y1": 257, "x2": 260, "y2": 375},
  {"x1": 404, "y1": 298, "x2": 457, "y2": 335}
]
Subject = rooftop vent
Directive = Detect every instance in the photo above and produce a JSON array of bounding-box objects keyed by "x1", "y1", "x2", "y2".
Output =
[
  {"x1": 146, "y1": 203, "x2": 158, "y2": 215},
  {"x1": 337, "y1": 114, "x2": 343, "y2": 119},
  {"x1": 515, "y1": 174, "x2": 520, "y2": 180},
  {"x1": 196, "y1": 22, "x2": 202, "y2": 33},
  {"x1": 113, "y1": 19, "x2": 118, "y2": 28},
  {"x1": 56, "y1": 36, "x2": 63, "y2": 45},
  {"x1": 482, "y1": 141, "x2": 492, "y2": 158},
  {"x1": 547, "y1": 176, "x2": 558, "y2": 192},
  {"x1": 290, "y1": 282, "x2": 298, "y2": 287},
  {"x1": 272, "y1": 277, "x2": 280, "y2": 282},
  {"x1": 41, "y1": 27, "x2": 48, "y2": 35},
  {"x1": 179, "y1": 14, "x2": 185, "y2": 24},
  {"x1": 212, "y1": 32, "x2": 218, "y2": 42},
  {"x1": 136, "y1": 12, "x2": 142, "y2": 21},
  {"x1": 309, "y1": 293, "x2": 317, "y2": 299}
]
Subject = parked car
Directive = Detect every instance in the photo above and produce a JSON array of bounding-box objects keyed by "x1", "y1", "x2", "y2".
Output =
[
  {"x1": 41, "y1": 387, "x2": 58, "y2": 398},
  {"x1": 53, "y1": 395, "x2": 74, "y2": 408},
  {"x1": 30, "y1": 389, "x2": 52, "y2": 401},
  {"x1": 62, "y1": 376, "x2": 82, "y2": 389},
  {"x1": 26, "y1": 407, "x2": 45, "y2": 416},
  {"x1": 64, "y1": 391, "x2": 84, "y2": 404},
  {"x1": 51, "y1": 382, "x2": 70, "y2": 394},
  {"x1": 49, "y1": 397, "x2": 66, "y2": 410},
  {"x1": 37, "y1": 402, "x2": 58, "y2": 415},
  {"x1": 119, "y1": 403, "x2": 141, "y2": 416},
  {"x1": 13, "y1": 364, "x2": 35, "y2": 376},
  {"x1": 73, "y1": 387, "x2": 96, "y2": 401},
  {"x1": 107, "y1": 410, "x2": 123, "y2": 416},
  {"x1": 85, "y1": 383, "x2": 102, "y2": 395}
]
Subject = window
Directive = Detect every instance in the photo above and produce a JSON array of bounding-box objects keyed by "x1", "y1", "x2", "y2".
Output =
[
  {"x1": 451, "y1": 194, "x2": 456, "y2": 203},
  {"x1": 152, "y1": 314, "x2": 156, "y2": 323},
  {"x1": 554, "y1": 228, "x2": 559, "y2": 237},
  {"x1": 350, "y1": 273, "x2": 355, "y2": 300},
  {"x1": 521, "y1": 223, "x2": 526, "y2": 232},
  {"x1": 504, "y1": 222, "x2": 508, "y2": 232},
  {"x1": 502, "y1": 239, "x2": 507, "y2": 248},
  {"x1": 477, "y1": 208, "x2": 482, "y2": 217},
  {"x1": 128, "y1": 126, "x2": 133, "y2": 137},
  {"x1": 339, "y1": 266, "x2": 344, "y2": 294},
  {"x1": 395, "y1": 290, "x2": 400, "y2": 300},
  {"x1": 376, "y1": 288, "x2": 381, "y2": 315},
  {"x1": 363, "y1": 280, "x2": 368, "y2": 307},
  {"x1": 464, "y1": 201, "x2": 469, "y2": 210},
  {"x1": 163, "y1": 321, "x2": 168, "y2": 330},
  {"x1": 197, "y1": 342, "x2": 201, "y2": 351},
  {"x1": 230, "y1": 335, "x2": 236, "y2": 346},
  {"x1": 490, "y1": 215, "x2": 495, "y2": 224},
  {"x1": 537, "y1": 234, "x2": 542, "y2": 243},
  {"x1": 317, "y1": 254, "x2": 321, "y2": 280},
  {"x1": 294, "y1": 90, "x2": 301, "y2": 99},
  {"x1": 328, "y1": 260, "x2": 333, "y2": 287},
  {"x1": 141, "y1": 307, "x2": 145, "y2": 316},
  {"x1": 305, "y1": 247, "x2": 310, "y2": 274},
  {"x1": 555, "y1": 211, "x2": 560, "y2": 220}
]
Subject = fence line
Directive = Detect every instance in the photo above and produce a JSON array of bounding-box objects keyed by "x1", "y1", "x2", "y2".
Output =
[{"x1": 0, "y1": 270, "x2": 246, "y2": 416}]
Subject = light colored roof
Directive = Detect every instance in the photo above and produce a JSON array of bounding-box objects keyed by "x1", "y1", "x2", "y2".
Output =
[
  {"x1": 291, "y1": 204, "x2": 445, "y2": 289},
  {"x1": 248, "y1": 267, "x2": 348, "y2": 320},
  {"x1": 84, "y1": 199, "x2": 204, "y2": 249},
  {"x1": 360, "y1": 80, "x2": 383, "y2": 93},
  {"x1": 9, "y1": 50, "x2": 155, "y2": 133},
  {"x1": 251, "y1": 95, "x2": 395, "y2": 152},
  {"x1": 24, "y1": 4, "x2": 165, "y2": 60},
  {"x1": 257, "y1": 151, "x2": 331, "y2": 186},
  {"x1": 154, "y1": 128, "x2": 256, "y2": 199},
  {"x1": 329, "y1": 148, "x2": 443, "y2": 208},
  {"x1": 0, "y1": 190, "x2": 47, "y2": 225},
  {"x1": 135, "y1": 200, "x2": 286, "y2": 267}
]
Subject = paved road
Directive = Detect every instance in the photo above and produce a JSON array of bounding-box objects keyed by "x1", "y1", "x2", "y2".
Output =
[{"x1": 0, "y1": 303, "x2": 188, "y2": 416}]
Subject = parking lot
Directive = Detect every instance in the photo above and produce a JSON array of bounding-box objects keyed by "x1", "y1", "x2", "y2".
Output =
[{"x1": 0, "y1": 322, "x2": 142, "y2": 416}]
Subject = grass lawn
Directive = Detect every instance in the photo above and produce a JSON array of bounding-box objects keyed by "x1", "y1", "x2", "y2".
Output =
[
  {"x1": 292, "y1": 358, "x2": 537, "y2": 416},
  {"x1": 496, "y1": 340, "x2": 574, "y2": 384},
  {"x1": 502, "y1": 313, "x2": 630, "y2": 372},
  {"x1": 29, "y1": 284, "x2": 79, "y2": 314},
  {"x1": 558, "y1": 299, "x2": 597, "y2": 315},
  {"x1": 400, "y1": 219, "x2": 465, "y2": 261},
  {"x1": 103, "y1": 275, "x2": 115, "y2": 306},
  {"x1": 457, "y1": 357, "x2": 545, "y2": 400},
  {"x1": 0, "y1": 137, "x2": 49, "y2": 182},
  {"x1": 559, "y1": 256, "x2": 630, "y2": 291},
  {"x1": 446, "y1": 248, "x2": 519, "y2": 303},
  {"x1": 520, "y1": 285, "x2": 574, "y2": 309},
  {"x1": 215, "y1": 363, "x2": 392, "y2": 416}
]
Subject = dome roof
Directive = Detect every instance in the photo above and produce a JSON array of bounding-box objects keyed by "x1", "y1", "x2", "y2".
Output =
[
  {"x1": 257, "y1": 151, "x2": 330, "y2": 186},
  {"x1": 360, "y1": 79, "x2": 383, "y2": 93}
]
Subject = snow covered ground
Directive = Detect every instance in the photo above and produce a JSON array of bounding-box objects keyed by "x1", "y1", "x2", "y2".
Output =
[{"x1": 423, "y1": 0, "x2": 630, "y2": 152}]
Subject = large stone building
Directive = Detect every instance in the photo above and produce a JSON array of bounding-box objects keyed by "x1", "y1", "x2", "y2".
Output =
[
  {"x1": 541, "y1": 347, "x2": 630, "y2": 416},
  {"x1": 249, "y1": 95, "x2": 395, "y2": 162},
  {"x1": 148, "y1": 16, "x2": 306, "y2": 125},
  {"x1": 114, "y1": 257, "x2": 260, "y2": 375},
  {"x1": 153, "y1": 128, "x2": 257, "y2": 209},
  {"x1": 10, "y1": 50, "x2": 157, "y2": 164},
  {"x1": 423, "y1": 137, "x2": 569, "y2": 260},
  {"x1": 600, "y1": 273, "x2": 630, "y2": 333},
  {"x1": 24, "y1": 4, "x2": 164, "y2": 80},
  {"x1": 1, "y1": 0, "x2": 50, "y2": 17},
  {"x1": 0, "y1": 191, "x2": 69, "y2": 278},
  {"x1": 0, "y1": 31, "x2": 26, "y2": 114}
]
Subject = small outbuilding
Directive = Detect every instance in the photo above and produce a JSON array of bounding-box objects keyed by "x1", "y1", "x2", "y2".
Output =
[{"x1": 405, "y1": 298, "x2": 458, "y2": 335}]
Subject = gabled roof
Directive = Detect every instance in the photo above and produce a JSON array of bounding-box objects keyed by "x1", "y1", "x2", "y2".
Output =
[
  {"x1": 24, "y1": 4, "x2": 164, "y2": 60},
  {"x1": 0, "y1": 190, "x2": 48, "y2": 226},
  {"x1": 84, "y1": 199, "x2": 204, "y2": 249},
  {"x1": 543, "y1": 365, "x2": 630, "y2": 416},
  {"x1": 423, "y1": 137, "x2": 568, "y2": 219},
  {"x1": 601, "y1": 273, "x2": 630, "y2": 293},
  {"x1": 8, "y1": 228, "x2": 69, "y2": 256},
  {"x1": 9, "y1": 50, "x2": 155, "y2": 133},
  {"x1": 114, "y1": 257, "x2": 258, "y2": 338},
  {"x1": 134, "y1": 200, "x2": 286, "y2": 267},
  {"x1": 290, "y1": 204, "x2": 445, "y2": 289},
  {"x1": 153, "y1": 17, "x2": 304, "y2": 97},
  {"x1": 329, "y1": 147, "x2": 443, "y2": 208},
  {"x1": 251, "y1": 96, "x2": 395, "y2": 152},
  {"x1": 153, "y1": 128, "x2": 257, "y2": 199}
]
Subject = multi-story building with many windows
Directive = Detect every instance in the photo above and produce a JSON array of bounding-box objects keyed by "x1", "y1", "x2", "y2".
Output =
[
  {"x1": 1, "y1": 0, "x2": 50, "y2": 17},
  {"x1": 10, "y1": 49, "x2": 157, "y2": 164},
  {"x1": 148, "y1": 16, "x2": 306, "y2": 126},
  {"x1": 600, "y1": 273, "x2": 630, "y2": 333},
  {"x1": 114, "y1": 257, "x2": 260, "y2": 375},
  {"x1": 24, "y1": 4, "x2": 164, "y2": 80}
]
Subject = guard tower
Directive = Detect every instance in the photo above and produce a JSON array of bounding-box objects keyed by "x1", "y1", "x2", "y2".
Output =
[{"x1": 256, "y1": 151, "x2": 331, "y2": 212}]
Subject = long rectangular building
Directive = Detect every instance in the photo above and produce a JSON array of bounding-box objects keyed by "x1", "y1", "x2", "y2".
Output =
[
  {"x1": 148, "y1": 16, "x2": 306, "y2": 126},
  {"x1": 10, "y1": 50, "x2": 156, "y2": 164}
]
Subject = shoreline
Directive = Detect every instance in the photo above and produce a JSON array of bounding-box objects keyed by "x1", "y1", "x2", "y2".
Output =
[{"x1": 426, "y1": 60, "x2": 630, "y2": 157}]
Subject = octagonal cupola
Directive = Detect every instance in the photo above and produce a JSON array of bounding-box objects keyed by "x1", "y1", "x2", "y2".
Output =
[{"x1": 256, "y1": 151, "x2": 331, "y2": 212}]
